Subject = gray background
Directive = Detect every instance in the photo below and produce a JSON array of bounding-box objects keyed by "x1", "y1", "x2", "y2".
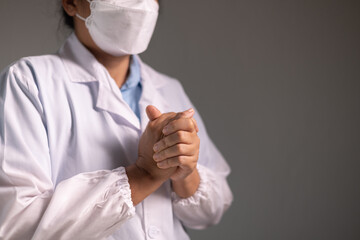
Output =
[{"x1": 1, "y1": 0, "x2": 359, "y2": 239}]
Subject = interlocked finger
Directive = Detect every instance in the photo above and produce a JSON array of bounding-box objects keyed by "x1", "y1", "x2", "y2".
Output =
[
  {"x1": 162, "y1": 118, "x2": 196, "y2": 136},
  {"x1": 157, "y1": 156, "x2": 194, "y2": 169},
  {"x1": 153, "y1": 144, "x2": 194, "y2": 162},
  {"x1": 168, "y1": 108, "x2": 199, "y2": 133},
  {"x1": 191, "y1": 117, "x2": 199, "y2": 132},
  {"x1": 153, "y1": 131, "x2": 193, "y2": 153}
]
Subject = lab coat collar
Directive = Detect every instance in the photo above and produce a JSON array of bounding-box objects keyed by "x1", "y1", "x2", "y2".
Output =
[
  {"x1": 58, "y1": 33, "x2": 99, "y2": 83},
  {"x1": 58, "y1": 33, "x2": 166, "y2": 89},
  {"x1": 58, "y1": 33, "x2": 139, "y2": 128},
  {"x1": 58, "y1": 32, "x2": 170, "y2": 131}
]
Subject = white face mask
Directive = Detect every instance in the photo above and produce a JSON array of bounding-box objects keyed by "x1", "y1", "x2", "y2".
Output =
[{"x1": 76, "y1": 0, "x2": 159, "y2": 56}]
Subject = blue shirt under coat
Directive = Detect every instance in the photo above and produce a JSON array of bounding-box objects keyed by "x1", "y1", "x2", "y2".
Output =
[{"x1": 120, "y1": 55, "x2": 142, "y2": 121}]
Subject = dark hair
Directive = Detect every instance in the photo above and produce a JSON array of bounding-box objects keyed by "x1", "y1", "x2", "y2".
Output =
[{"x1": 62, "y1": 8, "x2": 74, "y2": 29}]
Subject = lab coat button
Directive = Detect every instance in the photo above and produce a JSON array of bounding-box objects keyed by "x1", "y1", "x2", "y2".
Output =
[{"x1": 148, "y1": 226, "x2": 160, "y2": 239}]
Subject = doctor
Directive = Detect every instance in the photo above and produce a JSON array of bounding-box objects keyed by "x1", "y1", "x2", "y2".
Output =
[{"x1": 0, "y1": 0, "x2": 233, "y2": 239}]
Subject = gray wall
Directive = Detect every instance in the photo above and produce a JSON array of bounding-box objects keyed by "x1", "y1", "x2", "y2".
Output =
[{"x1": 1, "y1": 0, "x2": 360, "y2": 239}]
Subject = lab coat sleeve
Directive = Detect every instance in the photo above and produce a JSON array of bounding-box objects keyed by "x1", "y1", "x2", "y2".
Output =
[
  {"x1": 0, "y1": 66, "x2": 135, "y2": 240},
  {"x1": 170, "y1": 81, "x2": 233, "y2": 229}
]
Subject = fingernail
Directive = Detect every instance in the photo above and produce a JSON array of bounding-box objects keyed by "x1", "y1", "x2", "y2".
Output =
[
  {"x1": 153, "y1": 143, "x2": 160, "y2": 152},
  {"x1": 153, "y1": 153, "x2": 160, "y2": 160},
  {"x1": 163, "y1": 126, "x2": 169, "y2": 134},
  {"x1": 157, "y1": 162, "x2": 165, "y2": 168}
]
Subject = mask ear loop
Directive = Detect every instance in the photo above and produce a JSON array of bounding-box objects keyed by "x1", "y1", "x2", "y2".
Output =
[
  {"x1": 75, "y1": 13, "x2": 87, "y2": 21},
  {"x1": 75, "y1": 0, "x2": 94, "y2": 22}
]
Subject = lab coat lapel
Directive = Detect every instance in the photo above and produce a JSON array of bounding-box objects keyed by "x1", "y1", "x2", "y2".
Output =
[
  {"x1": 138, "y1": 58, "x2": 170, "y2": 132},
  {"x1": 96, "y1": 80, "x2": 141, "y2": 130},
  {"x1": 60, "y1": 33, "x2": 141, "y2": 130}
]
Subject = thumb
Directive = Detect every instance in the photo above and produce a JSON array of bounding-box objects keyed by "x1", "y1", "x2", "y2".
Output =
[{"x1": 146, "y1": 105, "x2": 162, "y2": 121}]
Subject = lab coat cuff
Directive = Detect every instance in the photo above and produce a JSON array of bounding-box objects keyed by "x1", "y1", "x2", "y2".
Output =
[
  {"x1": 104, "y1": 167, "x2": 135, "y2": 217},
  {"x1": 171, "y1": 164, "x2": 214, "y2": 207}
]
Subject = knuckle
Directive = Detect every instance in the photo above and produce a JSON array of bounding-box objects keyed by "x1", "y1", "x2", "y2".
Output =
[
  {"x1": 176, "y1": 156, "x2": 184, "y2": 165},
  {"x1": 176, "y1": 131, "x2": 185, "y2": 141},
  {"x1": 175, "y1": 144, "x2": 183, "y2": 152},
  {"x1": 187, "y1": 118, "x2": 194, "y2": 126},
  {"x1": 186, "y1": 118, "x2": 194, "y2": 126},
  {"x1": 177, "y1": 156, "x2": 186, "y2": 165},
  {"x1": 148, "y1": 121, "x2": 155, "y2": 129}
]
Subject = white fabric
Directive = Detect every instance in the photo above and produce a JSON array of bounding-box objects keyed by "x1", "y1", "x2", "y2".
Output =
[
  {"x1": 0, "y1": 33, "x2": 233, "y2": 240},
  {"x1": 77, "y1": 0, "x2": 159, "y2": 56}
]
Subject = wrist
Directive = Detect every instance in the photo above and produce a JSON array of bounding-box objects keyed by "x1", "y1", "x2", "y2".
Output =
[
  {"x1": 134, "y1": 157, "x2": 170, "y2": 183},
  {"x1": 126, "y1": 163, "x2": 165, "y2": 206},
  {"x1": 171, "y1": 169, "x2": 195, "y2": 183},
  {"x1": 171, "y1": 168, "x2": 200, "y2": 198}
]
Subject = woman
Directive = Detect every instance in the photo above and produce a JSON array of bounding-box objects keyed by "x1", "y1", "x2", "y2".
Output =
[{"x1": 0, "y1": 0, "x2": 233, "y2": 239}]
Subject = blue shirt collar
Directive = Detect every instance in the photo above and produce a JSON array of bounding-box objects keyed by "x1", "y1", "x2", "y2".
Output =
[{"x1": 121, "y1": 55, "x2": 142, "y2": 90}]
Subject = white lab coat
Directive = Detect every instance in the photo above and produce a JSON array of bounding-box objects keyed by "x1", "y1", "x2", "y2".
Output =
[{"x1": 0, "y1": 33, "x2": 233, "y2": 240}]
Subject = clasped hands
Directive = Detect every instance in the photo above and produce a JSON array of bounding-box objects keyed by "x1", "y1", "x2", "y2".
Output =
[{"x1": 136, "y1": 105, "x2": 200, "y2": 182}]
